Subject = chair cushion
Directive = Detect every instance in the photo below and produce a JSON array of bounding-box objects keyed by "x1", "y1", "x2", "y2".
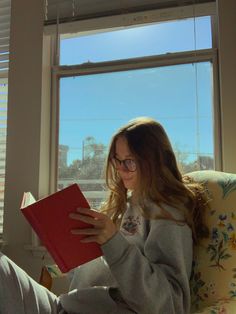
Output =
[{"x1": 187, "y1": 170, "x2": 236, "y2": 312}]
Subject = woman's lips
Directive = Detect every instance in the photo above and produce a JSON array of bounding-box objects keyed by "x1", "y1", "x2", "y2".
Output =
[{"x1": 122, "y1": 177, "x2": 133, "y2": 181}]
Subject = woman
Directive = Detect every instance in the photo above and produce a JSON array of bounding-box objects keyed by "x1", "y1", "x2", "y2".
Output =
[{"x1": 0, "y1": 117, "x2": 208, "y2": 314}]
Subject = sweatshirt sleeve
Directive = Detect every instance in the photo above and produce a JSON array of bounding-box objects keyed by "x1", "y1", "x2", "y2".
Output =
[
  {"x1": 59, "y1": 286, "x2": 120, "y2": 314},
  {"x1": 101, "y1": 219, "x2": 193, "y2": 314}
]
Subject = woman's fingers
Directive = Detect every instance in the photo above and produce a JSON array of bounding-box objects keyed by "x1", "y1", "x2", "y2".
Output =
[
  {"x1": 69, "y1": 212, "x2": 103, "y2": 227},
  {"x1": 71, "y1": 228, "x2": 100, "y2": 235},
  {"x1": 77, "y1": 207, "x2": 103, "y2": 218},
  {"x1": 69, "y1": 207, "x2": 117, "y2": 245},
  {"x1": 80, "y1": 236, "x2": 101, "y2": 243}
]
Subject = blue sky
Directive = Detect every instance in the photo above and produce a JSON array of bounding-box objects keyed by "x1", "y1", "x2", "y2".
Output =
[{"x1": 59, "y1": 16, "x2": 213, "y2": 165}]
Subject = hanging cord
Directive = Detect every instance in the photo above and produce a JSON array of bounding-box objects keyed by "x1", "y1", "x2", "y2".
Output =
[
  {"x1": 44, "y1": 0, "x2": 48, "y2": 22},
  {"x1": 192, "y1": 0, "x2": 201, "y2": 170},
  {"x1": 72, "y1": 0, "x2": 75, "y2": 18},
  {"x1": 55, "y1": 2, "x2": 60, "y2": 66}
]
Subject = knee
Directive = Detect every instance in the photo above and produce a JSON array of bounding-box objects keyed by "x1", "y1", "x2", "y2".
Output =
[{"x1": 0, "y1": 253, "x2": 17, "y2": 278}]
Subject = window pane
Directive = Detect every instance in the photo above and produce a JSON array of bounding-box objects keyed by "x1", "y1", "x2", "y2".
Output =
[
  {"x1": 58, "y1": 62, "x2": 214, "y2": 206},
  {"x1": 60, "y1": 16, "x2": 212, "y2": 65},
  {"x1": 0, "y1": 78, "x2": 7, "y2": 234}
]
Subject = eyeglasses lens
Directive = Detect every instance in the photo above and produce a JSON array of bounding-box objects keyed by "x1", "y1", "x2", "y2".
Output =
[
  {"x1": 112, "y1": 157, "x2": 136, "y2": 172},
  {"x1": 124, "y1": 160, "x2": 136, "y2": 172}
]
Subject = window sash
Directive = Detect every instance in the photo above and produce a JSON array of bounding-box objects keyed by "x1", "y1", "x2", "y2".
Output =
[{"x1": 49, "y1": 47, "x2": 221, "y2": 192}]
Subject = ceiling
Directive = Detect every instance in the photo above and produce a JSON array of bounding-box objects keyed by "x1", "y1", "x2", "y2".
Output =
[{"x1": 45, "y1": 0, "x2": 215, "y2": 25}]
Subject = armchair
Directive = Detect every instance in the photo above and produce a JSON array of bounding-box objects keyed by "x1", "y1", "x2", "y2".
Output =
[
  {"x1": 39, "y1": 170, "x2": 236, "y2": 313},
  {"x1": 189, "y1": 170, "x2": 236, "y2": 313}
]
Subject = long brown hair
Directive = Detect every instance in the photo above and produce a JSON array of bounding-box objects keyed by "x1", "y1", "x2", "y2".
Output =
[{"x1": 102, "y1": 117, "x2": 209, "y2": 243}]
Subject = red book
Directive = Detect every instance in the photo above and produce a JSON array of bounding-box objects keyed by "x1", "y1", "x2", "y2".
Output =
[{"x1": 21, "y1": 184, "x2": 103, "y2": 273}]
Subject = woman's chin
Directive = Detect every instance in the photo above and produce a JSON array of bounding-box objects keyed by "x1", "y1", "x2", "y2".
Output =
[{"x1": 123, "y1": 181, "x2": 134, "y2": 190}]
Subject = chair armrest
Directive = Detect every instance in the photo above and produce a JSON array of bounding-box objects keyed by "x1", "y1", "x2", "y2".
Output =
[{"x1": 192, "y1": 299, "x2": 236, "y2": 313}]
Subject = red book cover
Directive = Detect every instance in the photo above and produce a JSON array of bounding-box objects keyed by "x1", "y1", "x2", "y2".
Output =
[{"x1": 21, "y1": 184, "x2": 103, "y2": 273}]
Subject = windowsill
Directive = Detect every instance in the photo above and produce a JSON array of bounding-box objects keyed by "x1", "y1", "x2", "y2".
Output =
[
  {"x1": 0, "y1": 239, "x2": 6, "y2": 250},
  {"x1": 24, "y1": 244, "x2": 51, "y2": 259}
]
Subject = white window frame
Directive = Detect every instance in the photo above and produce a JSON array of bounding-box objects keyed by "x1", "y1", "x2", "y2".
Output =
[
  {"x1": 0, "y1": 0, "x2": 10, "y2": 241},
  {"x1": 46, "y1": 2, "x2": 221, "y2": 193}
]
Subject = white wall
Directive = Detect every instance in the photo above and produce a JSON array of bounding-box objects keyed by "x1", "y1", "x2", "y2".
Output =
[
  {"x1": 2, "y1": 0, "x2": 60, "y2": 288},
  {"x1": 217, "y1": 0, "x2": 236, "y2": 173},
  {"x1": 1, "y1": 0, "x2": 236, "y2": 293}
]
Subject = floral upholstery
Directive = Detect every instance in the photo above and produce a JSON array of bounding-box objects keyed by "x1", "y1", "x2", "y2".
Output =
[
  {"x1": 188, "y1": 170, "x2": 236, "y2": 314},
  {"x1": 40, "y1": 170, "x2": 236, "y2": 311}
]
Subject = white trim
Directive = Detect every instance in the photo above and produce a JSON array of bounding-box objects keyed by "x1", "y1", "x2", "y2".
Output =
[
  {"x1": 44, "y1": 2, "x2": 216, "y2": 37},
  {"x1": 212, "y1": 51, "x2": 222, "y2": 171},
  {"x1": 217, "y1": 0, "x2": 236, "y2": 173},
  {"x1": 50, "y1": 34, "x2": 59, "y2": 194},
  {"x1": 210, "y1": 13, "x2": 222, "y2": 171},
  {"x1": 53, "y1": 49, "x2": 217, "y2": 76},
  {"x1": 50, "y1": 66, "x2": 59, "y2": 194}
]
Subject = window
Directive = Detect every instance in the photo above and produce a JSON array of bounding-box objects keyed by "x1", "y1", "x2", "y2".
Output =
[{"x1": 51, "y1": 5, "x2": 218, "y2": 208}]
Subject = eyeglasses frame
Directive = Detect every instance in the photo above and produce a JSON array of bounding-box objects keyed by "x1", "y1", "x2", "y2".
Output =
[{"x1": 111, "y1": 156, "x2": 137, "y2": 172}]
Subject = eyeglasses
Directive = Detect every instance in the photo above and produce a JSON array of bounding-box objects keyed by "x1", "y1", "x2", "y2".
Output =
[{"x1": 111, "y1": 156, "x2": 137, "y2": 172}]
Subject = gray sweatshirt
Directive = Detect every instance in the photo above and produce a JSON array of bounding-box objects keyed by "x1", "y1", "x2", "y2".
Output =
[{"x1": 59, "y1": 201, "x2": 193, "y2": 314}]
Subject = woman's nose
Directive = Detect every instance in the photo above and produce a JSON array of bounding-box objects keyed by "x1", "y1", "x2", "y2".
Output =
[{"x1": 117, "y1": 162, "x2": 129, "y2": 172}]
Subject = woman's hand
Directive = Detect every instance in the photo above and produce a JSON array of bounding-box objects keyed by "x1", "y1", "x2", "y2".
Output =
[{"x1": 69, "y1": 207, "x2": 118, "y2": 245}]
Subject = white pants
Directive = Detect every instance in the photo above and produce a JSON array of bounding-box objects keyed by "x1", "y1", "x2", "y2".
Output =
[{"x1": 0, "y1": 252, "x2": 61, "y2": 314}]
